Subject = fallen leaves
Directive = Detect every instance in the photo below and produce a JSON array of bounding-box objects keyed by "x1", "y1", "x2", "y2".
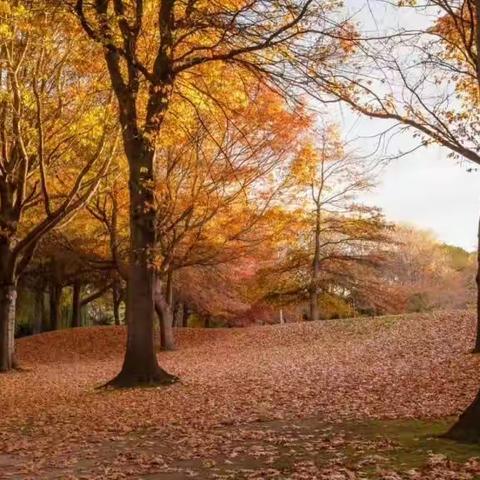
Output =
[{"x1": 0, "y1": 310, "x2": 480, "y2": 478}]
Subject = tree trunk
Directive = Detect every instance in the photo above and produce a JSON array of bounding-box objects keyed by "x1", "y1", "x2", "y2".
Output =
[
  {"x1": 158, "y1": 305, "x2": 175, "y2": 351},
  {"x1": 106, "y1": 148, "x2": 177, "y2": 387},
  {"x1": 154, "y1": 273, "x2": 176, "y2": 351},
  {"x1": 33, "y1": 289, "x2": 44, "y2": 334},
  {"x1": 112, "y1": 281, "x2": 122, "y2": 326},
  {"x1": 279, "y1": 308, "x2": 285, "y2": 324},
  {"x1": 173, "y1": 301, "x2": 181, "y2": 327},
  {"x1": 474, "y1": 215, "x2": 480, "y2": 353},
  {"x1": 205, "y1": 315, "x2": 211, "y2": 328},
  {"x1": 309, "y1": 203, "x2": 321, "y2": 322},
  {"x1": 0, "y1": 284, "x2": 17, "y2": 372},
  {"x1": 445, "y1": 389, "x2": 480, "y2": 442},
  {"x1": 448, "y1": 216, "x2": 480, "y2": 441},
  {"x1": 49, "y1": 283, "x2": 62, "y2": 331},
  {"x1": 182, "y1": 304, "x2": 189, "y2": 328},
  {"x1": 309, "y1": 291, "x2": 319, "y2": 322},
  {"x1": 71, "y1": 281, "x2": 82, "y2": 328}
]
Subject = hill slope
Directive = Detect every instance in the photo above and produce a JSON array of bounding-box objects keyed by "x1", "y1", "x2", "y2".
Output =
[{"x1": 1, "y1": 310, "x2": 480, "y2": 478}]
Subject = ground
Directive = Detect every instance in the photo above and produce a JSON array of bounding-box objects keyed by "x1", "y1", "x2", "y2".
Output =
[{"x1": 1, "y1": 311, "x2": 480, "y2": 479}]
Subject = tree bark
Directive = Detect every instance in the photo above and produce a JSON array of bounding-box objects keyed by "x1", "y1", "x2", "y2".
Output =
[
  {"x1": 445, "y1": 389, "x2": 480, "y2": 442},
  {"x1": 205, "y1": 315, "x2": 211, "y2": 328},
  {"x1": 309, "y1": 291, "x2": 319, "y2": 322},
  {"x1": 309, "y1": 202, "x2": 322, "y2": 322},
  {"x1": 0, "y1": 284, "x2": 17, "y2": 372},
  {"x1": 71, "y1": 281, "x2": 82, "y2": 328},
  {"x1": 112, "y1": 281, "x2": 122, "y2": 326},
  {"x1": 113, "y1": 297, "x2": 121, "y2": 326},
  {"x1": 474, "y1": 215, "x2": 480, "y2": 353},
  {"x1": 182, "y1": 304, "x2": 189, "y2": 328},
  {"x1": 49, "y1": 283, "x2": 62, "y2": 331},
  {"x1": 173, "y1": 301, "x2": 181, "y2": 327},
  {"x1": 106, "y1": 148, "x2": 177, "y2": 387},
  {"x1": 154, "y1": 273, "x2": 176, "y2": 351}
]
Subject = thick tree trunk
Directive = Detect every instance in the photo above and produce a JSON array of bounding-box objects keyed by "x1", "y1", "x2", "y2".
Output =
[
  {"x1": 0, "y1": 244, "x2": 18, "y2": 372},
  {"x1": 76, "y1": 0, "x2": 178, "y2": 387},
  {"x1": 106, "y1": 147, "x2": 177, "y2": 387},
  {"x1": 474, "y1": 216, "x2": 480, "y2": 353},
  {"x1": 154, "y1": 274, "x2": 176, "y2": 351},
  {"x1": 0, "y1": 284, "x2": 17, "y2": 372},
  {"x1": 445, "y1": 389, "x2": 480, "y2": 442},
  {"x1": 71, "y1": 281, "x2": 82, "y2": 328}
]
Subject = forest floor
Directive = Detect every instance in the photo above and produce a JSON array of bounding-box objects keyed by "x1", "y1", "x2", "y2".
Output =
[{"x1": 1, "y1": 311, "x2": 480, "y2": 479}]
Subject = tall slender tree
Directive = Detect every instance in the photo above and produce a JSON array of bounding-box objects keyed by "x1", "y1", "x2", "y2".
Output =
[
  {"x1": 289, "y1": 127, "x2": 380, "y2": 320},
  {"x1": 253, "y1": 130, "x2": 388, "y2": 319}
]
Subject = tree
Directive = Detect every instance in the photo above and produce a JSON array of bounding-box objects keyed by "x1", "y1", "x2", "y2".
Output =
[
  {"x1": 288, "y1": 126, "x2": 383, "y2": 321},
  {"x1": 82, "y1": 81, "x2": 307, "y2": 349},
  {"x1": 150, "y1": 83, "x2": 307, "y2": 348},
  {"x1": 378, "y1": 225, "x2": 474, "y2": 314},
  {"x1": 73, "y1": 0, "x2": 351, "y2": 386},
  {"x1": 250, "y1": 129, "x2": 389, "y2": 320},
  {"x1": 305, "y1": 0, "x2": 480, "y2": 441},
  {"x1": 0, "y1": 3, "x2": 115, "y2": 371}
]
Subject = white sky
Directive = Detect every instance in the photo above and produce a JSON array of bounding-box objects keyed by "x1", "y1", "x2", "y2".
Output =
[
  {"x1": 362, "y1": 137, "x2": 479, "y2": 251},
  {"x1": 333, "y1": 0, "x2": 480, "y2": 251}
]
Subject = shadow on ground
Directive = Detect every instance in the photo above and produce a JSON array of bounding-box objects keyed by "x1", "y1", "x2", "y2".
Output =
[{"x1": 3, "y1": 416, "x2": 480, "y2": 479}]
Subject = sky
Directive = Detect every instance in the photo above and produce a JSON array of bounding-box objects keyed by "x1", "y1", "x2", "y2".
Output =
[
  {"x1": 363, "y1": 143, "x2": 479, "y2": 251},
  {"x1": 333, "y1": 0, "x2": 480, "y2": 251}
]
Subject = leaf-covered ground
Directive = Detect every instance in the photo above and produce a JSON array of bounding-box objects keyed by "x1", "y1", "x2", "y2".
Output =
[{"x1": 1, "y1": 311, "x2": 480, "y2": 479}]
